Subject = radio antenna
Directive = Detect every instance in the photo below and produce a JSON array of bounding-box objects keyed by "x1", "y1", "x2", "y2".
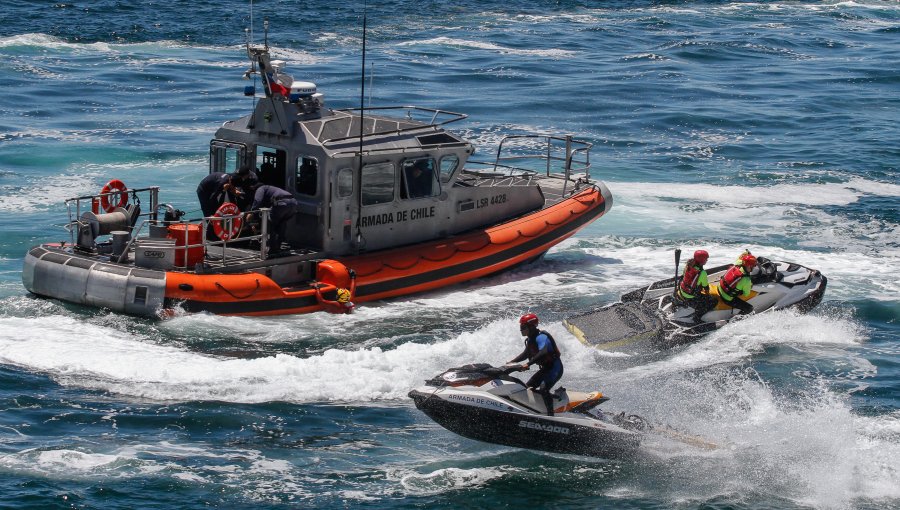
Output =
[{"x1": 354, "y1": 2, "x2": 368, "y2": 253}]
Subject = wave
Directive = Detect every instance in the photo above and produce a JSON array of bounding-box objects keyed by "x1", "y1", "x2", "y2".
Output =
[
  {"x1": 609, "y1": 176, "x2": 900, "y2": 207},
  {"x1": 397, "y1": 37, "x2": 577, "y2": 58}
]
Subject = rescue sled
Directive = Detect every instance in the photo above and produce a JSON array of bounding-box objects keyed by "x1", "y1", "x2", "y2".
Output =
[{"x1": 564, "y1": 256, "x2": 827, "y2": 351}]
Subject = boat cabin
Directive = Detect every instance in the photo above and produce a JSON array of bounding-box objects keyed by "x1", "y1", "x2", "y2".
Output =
[{"x1": 209, "y1": 87, "x2": 552, "y2": 257}]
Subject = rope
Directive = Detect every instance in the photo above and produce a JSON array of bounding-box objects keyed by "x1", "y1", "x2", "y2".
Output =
[{"x1": 215, "y1": 279, "x2": 261, "y2": 300}]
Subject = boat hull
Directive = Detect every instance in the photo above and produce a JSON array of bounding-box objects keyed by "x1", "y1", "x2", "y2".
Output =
[
  {"x1": 408, "y1": 389, "x2": 640, "y2": 458},
  {"x1": 23, "y1": 185, "x2": 610, "y2": 317}
]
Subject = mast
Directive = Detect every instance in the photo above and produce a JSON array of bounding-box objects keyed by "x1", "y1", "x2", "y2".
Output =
[{"x1": 354, "y1": 3, "x2": 368, "y2": 253}]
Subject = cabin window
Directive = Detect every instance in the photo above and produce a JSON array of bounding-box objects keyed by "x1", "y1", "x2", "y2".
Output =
[
  {"x1": 361, "y1": 163, "x2": 395, "y2": 206},
  {"x1": 439, "y1": 154, "x2": 459, "y2": 183},
  {"x1": 336, "y1": 168, "x2": 353, "y2": 198},
  {"x1": 295, "y1": 156, "x2": 318, "y2": 196},
  {"x1": 255, "y1": 146, "x2": 287, "y2": 189},
  {"x1": 400, "y1": 158, "x2": 439, "y2": 199},
  {"x1": 209, "y1": 140, "x2": 247, "y2": 174}
]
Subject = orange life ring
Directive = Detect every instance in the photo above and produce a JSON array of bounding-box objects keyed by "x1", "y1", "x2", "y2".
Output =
[
  {"x1": 211, "y1": 202, "x2": 243, "y2": 241},
  {"x1": 99, "y1": 179, "x2": 128, "y2": 212}
]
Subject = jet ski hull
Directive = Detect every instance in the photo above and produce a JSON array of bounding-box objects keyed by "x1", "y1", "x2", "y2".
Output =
[{"x1": 409, "y1": 389, "x2": 640, "y2": 458}]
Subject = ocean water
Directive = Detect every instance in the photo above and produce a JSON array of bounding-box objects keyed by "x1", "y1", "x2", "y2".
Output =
[{"x1": 1, "y1": 1, "x2": 898, "y2": 508}]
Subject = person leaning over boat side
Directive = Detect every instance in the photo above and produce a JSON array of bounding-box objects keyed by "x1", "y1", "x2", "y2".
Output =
[
  {"x1": 676, "y1": 249, "x2": 718, "y2": 318},
  {"x1": 508, "y1": 313, "x2": 564, "y2": 416},
  {"x1": 228, "y1": 167, "x2": 259, "y2": 211},
  {"x1": 248, "y1": 184, "x2": 298, "y2": 253},
  {"x1": 196, "y1": 168, "x2": 258, "y2": 240},
  {"x1": 716, "y1": 252, "x2": 757, "y2": 315},
  {"x1": 315, "y1": 270, "x2": 357, "y2": 314}
]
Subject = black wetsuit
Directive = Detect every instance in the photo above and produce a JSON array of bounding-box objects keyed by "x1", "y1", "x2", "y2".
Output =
[{"x1": 511, "y1": 330, "x2": 564, "y2": 415}]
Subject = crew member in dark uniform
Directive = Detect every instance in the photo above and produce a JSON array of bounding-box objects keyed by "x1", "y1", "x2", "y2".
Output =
[
  {"x1": 508, "y1": 313, "x2": 564, "y2": 416},
  {"x1": 249, "y1": 184, "x2": 298, "y2": 253},
  {"x1": 196, "y1": 168, "x2": 258, "y2": 240},
  {"x1": 403, "y1": 159, "x2": 435, "y2": 198}
]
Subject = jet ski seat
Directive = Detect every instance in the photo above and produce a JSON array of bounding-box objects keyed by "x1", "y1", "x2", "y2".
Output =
[{"x1": 505, "y1": 388, "x2": 559, "y2": 414}]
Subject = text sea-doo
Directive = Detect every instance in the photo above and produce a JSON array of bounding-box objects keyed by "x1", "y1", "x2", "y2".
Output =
[
  {"x1": 408, "y1": 364, "x2": 644, "y2": 457},
  {"x1": 564, "y1": 256, "x2": 827, "y2": 351},
  {"x1": 21, "y1": 25, "x2": 612, "y2": 317}
]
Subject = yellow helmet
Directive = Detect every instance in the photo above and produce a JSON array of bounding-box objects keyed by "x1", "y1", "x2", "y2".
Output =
[{"x1": 336, "y1": 288, "x2": 351, "y2": 303}]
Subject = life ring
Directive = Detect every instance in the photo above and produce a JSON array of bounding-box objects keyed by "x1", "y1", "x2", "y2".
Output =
[
  {"x1": 212, "y1": 202, "x2": 243, "y2": 241},
  {"x1": 99, "y1": 179, "x2": 128, "y2": 212}
]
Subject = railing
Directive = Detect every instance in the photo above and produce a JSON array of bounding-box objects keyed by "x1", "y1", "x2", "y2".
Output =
[
  {"x1": 464, "y1": 134, "x2": 593, "y2": 196},
  {"x1": 112, "y1": 209, "x2": 273, "y2": 267},
  {"x1": 319, "y1": 105, "x2": 468, "y2": 145},
  {"x1": 64, "y1": 185, "x2": 274, "y2": 268}
]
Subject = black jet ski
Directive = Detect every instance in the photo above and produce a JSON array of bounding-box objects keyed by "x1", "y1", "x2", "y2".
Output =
[
  {"x1": 408, "y1": 363, "x2": 645, "y2": 457},
  {"x1": 564, "y1": 255, "x2": 827, "y2": 351}
]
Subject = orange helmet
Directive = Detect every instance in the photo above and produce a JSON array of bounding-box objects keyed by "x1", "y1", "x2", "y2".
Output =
[
  {"x1": 519, "y1": 313, "x2": 539, "y2": 326},
  {"x1": 693, "y1": 250, "x2": 709, "y2": 265},
  {"x1": 740, "y1": 253, "x2": 757, "y2": 269}
]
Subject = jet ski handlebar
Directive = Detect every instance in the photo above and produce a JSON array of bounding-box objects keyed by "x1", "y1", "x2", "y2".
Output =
[{"x1": 500, "y1": 363, "x2": 527, "y2": 373}]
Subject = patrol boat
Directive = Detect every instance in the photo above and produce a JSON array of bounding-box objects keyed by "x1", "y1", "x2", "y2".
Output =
[
  {"x1": 21, "y1": 30, "x2": 613, "y2": 317},
  {"x1": 409, "y1": 363, "x2": 645, "y2": 457}
]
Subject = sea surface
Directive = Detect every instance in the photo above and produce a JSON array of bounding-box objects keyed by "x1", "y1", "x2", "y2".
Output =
[{"x1": 1, "y1": 1, "x2": 898, "y2": 508}]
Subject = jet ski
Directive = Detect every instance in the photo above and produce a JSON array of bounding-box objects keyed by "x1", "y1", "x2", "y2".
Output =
[
  {"x1": 408, "y1": 363, "x2": 646, "y2": 457},
  {"x1": 564, "y1": 255, "x2": 827, "y2": 351}
]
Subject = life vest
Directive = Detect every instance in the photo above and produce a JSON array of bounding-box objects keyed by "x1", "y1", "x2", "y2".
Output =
[
  {"x1": 526, "y1": 330, "x2": 561, "y2": 367},
  {"x1": 679, "y1": 263, "x2": 703, "y2": 297},
  {"x1": 719, "y1": 265, "x2": 747, "y2": 298}
]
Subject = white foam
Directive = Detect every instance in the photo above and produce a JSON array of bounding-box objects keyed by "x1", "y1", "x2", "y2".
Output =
[
  {"x1": 614, "y1": 310, "x2": 870, "y2": 384},
  {"x1": 398, "y1": 37, "x2": 577, "y2": 58},
  {"x1": 0, "y1": 33, "x2": 113, "y2": 52},
  {"x1": 395, "y1": 466, "x2": 513, "y2": 495},
  {"x1": 609, "y1": 176, "x2": 900, "y2": 208}
]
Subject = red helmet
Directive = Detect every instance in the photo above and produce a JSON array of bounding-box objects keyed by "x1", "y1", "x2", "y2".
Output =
[
  {"x1": 519, "y1": 313, "x2": 539, "y2": 327},
  {"x1": 693, "y1": 250, "x2": 709, "y2": 265},
  {"x1": 740, "y1": 253, "x2": 757, "y2": 269}
]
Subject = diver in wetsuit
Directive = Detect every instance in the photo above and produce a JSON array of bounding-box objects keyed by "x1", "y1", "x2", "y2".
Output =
[{"x1": 508, "y1": 313, "x2": 564, "y2": 416}]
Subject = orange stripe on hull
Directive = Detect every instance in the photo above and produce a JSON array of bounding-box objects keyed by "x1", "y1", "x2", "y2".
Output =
[
  {"x1": 164, "y1": 186, "x2": 607, "y2": 316},
  {"x1": 341, "y1": 187, "x2": 605, "y2": 302}
]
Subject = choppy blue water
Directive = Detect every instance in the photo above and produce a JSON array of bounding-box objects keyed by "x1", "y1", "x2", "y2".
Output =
[{"x1": 1, "y1": 1, "x2": 898, "y2": 508}]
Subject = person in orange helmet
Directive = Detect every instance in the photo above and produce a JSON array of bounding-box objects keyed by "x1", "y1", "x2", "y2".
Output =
[{"x1": 717, "y1": 251, "x2": 757, "y2": 315}]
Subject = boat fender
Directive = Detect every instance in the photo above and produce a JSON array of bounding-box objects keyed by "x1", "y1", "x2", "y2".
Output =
[
  {"x1": 211, "y1": 202, "x2": 243, "y2": 241},
  {"x1": 315, "y1": 259, "x2": 352, "y2": 289},
  {"x1": 99, "y1": 179, "x2": 128, "y2": 213}
]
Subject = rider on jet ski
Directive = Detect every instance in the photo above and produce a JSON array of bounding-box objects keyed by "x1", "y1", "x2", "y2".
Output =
[
  {"x1": 676, "y1": 249, "x2": 718, "y2": 318},
  {"x1": 717, "y1": 251, "x2": 757, "y2": 315},
  {"x1": 508, "y1": 313, "x2": 564, "y2": 416}
]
